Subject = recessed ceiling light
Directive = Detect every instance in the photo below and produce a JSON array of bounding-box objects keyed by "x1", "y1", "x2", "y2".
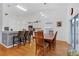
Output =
[
  {"x1": 40, "y1": 12, "x2": 44, "y2": 16},
  {"x1": 40, "y1": 12, "x2": 47, "y2": 18},
  {"x1": 16, "y1": 5, "x2": 27, "y2": 11}
]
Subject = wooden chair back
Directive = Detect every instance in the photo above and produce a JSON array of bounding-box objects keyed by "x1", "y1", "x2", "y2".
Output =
[
  {"x1": 35, "y1": 31, "x2": 44, "y2": 45},
  {"x1": 35, "y1": 31, "x2": 45, "y2": 55},
  {"x1": 53, "y1": 31, "x2": 58, "y2": 42},
  {"x1": 19, "y1": 31, "x2": 25, "y2": 38},
  {"x1": 29, "y1": 31, "x2": 33, "y2": 36},
  {"x1": 17, "y1": 31, "x2": 22, "y2": 38},
  {"x1": 24, "y1": 31, "x2": 29, "y2": 37},
  {"x1": 52, "y1": 31, "x2": 58, "y2": 49}
]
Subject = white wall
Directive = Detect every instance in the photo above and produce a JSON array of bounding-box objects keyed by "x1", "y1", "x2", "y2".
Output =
[
  {"x1": 2, "y1": 14, "x2": 29, "y2": 31},
  {"x1": 0, "y1": 3, "x2": 2, "y2": 43}
]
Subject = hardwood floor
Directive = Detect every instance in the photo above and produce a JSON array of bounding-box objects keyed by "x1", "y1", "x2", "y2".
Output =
[{"x1": 0, "y1": 39, "x2": 69, "y2": 56}]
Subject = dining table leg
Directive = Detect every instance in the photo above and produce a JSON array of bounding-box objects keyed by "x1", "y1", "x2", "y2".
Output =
[{"x1": 49, "y1": 42, "x2": 52, "y2": 49}]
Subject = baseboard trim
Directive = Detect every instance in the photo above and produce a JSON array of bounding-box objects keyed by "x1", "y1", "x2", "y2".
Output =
[
  {"x1": 57, "y1": 39, "x2": 70, "y2": 44},
  {"x1": 0, "y1": 43, "x2": 17, "y2": 48},
  {"x1": 57, "y1": 40, "x2": 70, "y2": 46},
  {"x1": 0, "y1": 43, "x2": 9, "y2": 48}
]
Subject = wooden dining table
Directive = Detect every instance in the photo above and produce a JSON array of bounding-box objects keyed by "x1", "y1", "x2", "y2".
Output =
[{"x1": 33, "y1": 34, "x2": 54, "y2": 49}]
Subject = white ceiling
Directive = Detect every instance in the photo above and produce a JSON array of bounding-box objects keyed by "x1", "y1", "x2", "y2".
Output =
[{"x1": 3, "y1": 3, "x2": 79, "y2": 18}]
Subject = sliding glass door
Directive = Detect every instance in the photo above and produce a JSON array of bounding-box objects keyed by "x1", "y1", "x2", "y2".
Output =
[{"x1": 71, "y1": 14, "x2": 79, "y2": 51}]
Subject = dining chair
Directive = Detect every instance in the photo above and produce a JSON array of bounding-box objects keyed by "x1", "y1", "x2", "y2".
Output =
[
  {"x1": 35, "y1": 31, "x2": 49, "y2": 56},
  {"x1": 24, "y1": 31, "x2": 29, "y2": 44},
  {"x1": 27, "y1": 30, "x2": 33, "y2": 43},
  {"x1": 20, "y1": 31, "x2": 26, "y2": 45},
  {"x1": 13, "y1": 31, "x2": 22, "y2": 47},
  {"x1": 13, "y1": 31, "x2": 26, "y2": 47},
  {"x1": 52, "y1": 31, "x2": 58, "y2": 50}
]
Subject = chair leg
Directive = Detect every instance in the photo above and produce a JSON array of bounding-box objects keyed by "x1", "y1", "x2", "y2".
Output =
[
  {"x1": 13, "y1": 37, "x2": 15, "y2": 47},
  {"x1": 35, "y1": 50, "x2": 37, "y2": 56},
  {"x1": 23, "y1": 37, "x2": 27, "y2": 46},
  {"x1": 35, "y1": 46, "x2": 38, "y2": 56},
  {"x1": 23, "y1": 40, "x2": 25, "y2": 45},
  {"x1": 52, "y1": 42, "x2": 56, "y2": 50},
  {"x1": 23, "y1": 39, "x2": 26, "y2": 46},
  {"x1": 18, "y1": 39, "x2": 21, "y2": 48},
  {"x1": 42, "y1": 48, "x2": 45, "y2": 56}
]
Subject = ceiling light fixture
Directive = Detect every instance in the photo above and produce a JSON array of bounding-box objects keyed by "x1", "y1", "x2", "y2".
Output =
[
  {"x1": 44, "y1": 3, "x2": 47, "y2": 5},
  {"x1": 16, "y1": 5, "x2": 27, "y2": 11},
  {"x1": 40, "y1": 12, "x2": 44, "y2": 16},
  {"x1": 40, "y1": 12, "x2": 47, "y2": 18}
]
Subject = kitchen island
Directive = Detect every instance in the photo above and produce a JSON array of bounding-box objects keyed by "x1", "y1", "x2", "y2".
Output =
[{"x1": 2, "y1": 31, "x2": 18, "y2": 48}]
